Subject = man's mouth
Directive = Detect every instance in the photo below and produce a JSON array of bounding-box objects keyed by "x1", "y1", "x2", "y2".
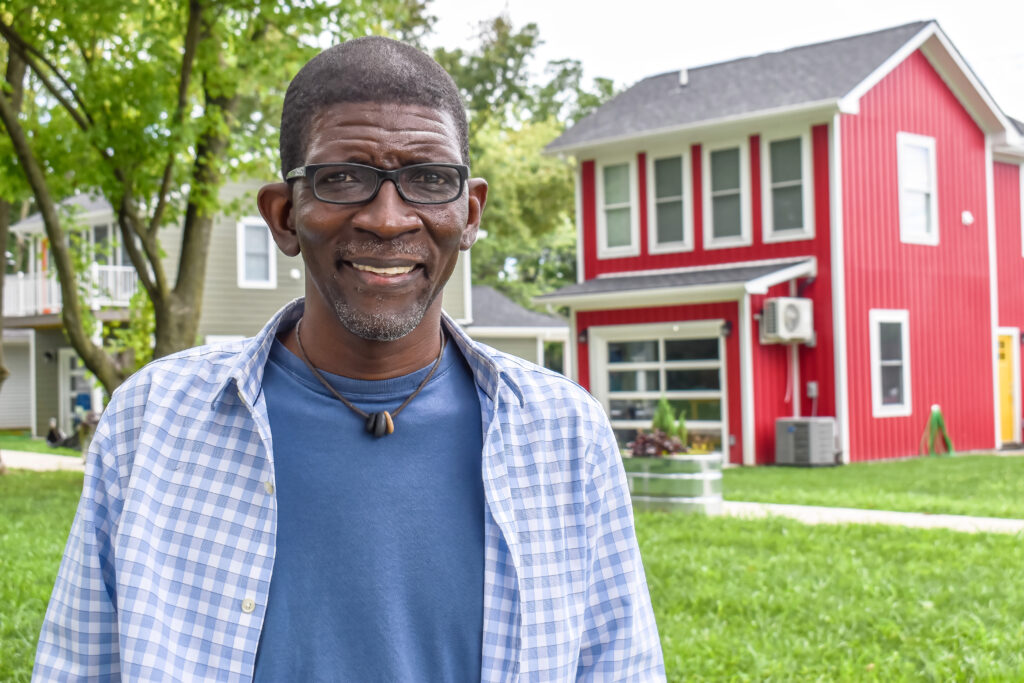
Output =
[{"x1": 351, "y1": 263, "x2": 417, "y2": 276}]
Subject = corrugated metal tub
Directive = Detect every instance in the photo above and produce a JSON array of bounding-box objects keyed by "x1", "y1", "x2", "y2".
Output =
[{"x1": 622, "y1": 452, "x2": 723, "y2": 514}]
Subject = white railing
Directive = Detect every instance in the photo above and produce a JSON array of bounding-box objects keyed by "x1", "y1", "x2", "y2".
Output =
[{"x1": 3, "y1": 265, "x2": 139, "y2": 317}]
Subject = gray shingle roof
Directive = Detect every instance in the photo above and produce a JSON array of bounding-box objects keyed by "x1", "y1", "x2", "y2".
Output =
[
  {"x1": 548, "y1": 21, "x2": 931, "y2": 152},
  {"x1": 537, "y1": 260, "x2": 810, "y2": 300},
  {"x1": 466, "y1": 285, "x2": 566, "y2": 328},
  {"x1": 1012, "y1": 117, "x2": 1024, "y2": 136}
]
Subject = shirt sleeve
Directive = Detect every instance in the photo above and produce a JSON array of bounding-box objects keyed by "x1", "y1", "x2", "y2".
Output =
[
  {"x1": 576, "y1": 418, "x2": 666, "y2": 682},
  {"x1": 33, "y1": 417, "x2": 124, "y2": 682}
]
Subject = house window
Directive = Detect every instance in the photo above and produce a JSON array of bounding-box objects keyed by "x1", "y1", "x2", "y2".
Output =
[
  {"x1": 648, "y1": 153, "x2": 692, "y2": 252},
  {"x1": 897, "y1": 132, "x2": 938, "y2": 246},
  {"x1": 703, "y1": 143, "x2": 750, "y2": 248},
  {"x1": 597, "y1": 159, "x2": 639, "y2": 258},
  {"x1": 591, "y1": 323, "x2": 726, "y2": 452},
  {"x1": 237, "y1": 218, "x2": 277, "y2": 289},
  {"x1": 763, "y1": 134, "x2": 814, "y2": 241},
  {"x1": 869, "y1": 309, "x2": 911, "y2": 417}
]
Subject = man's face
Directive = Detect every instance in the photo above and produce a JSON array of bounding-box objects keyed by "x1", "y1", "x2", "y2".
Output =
[{"x1": 286, "y1": 101, "x2": 483, "y2": 342}]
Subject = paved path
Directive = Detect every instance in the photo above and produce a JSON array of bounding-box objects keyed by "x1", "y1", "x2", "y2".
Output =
[
  {"x1": 5, "y1": 449, "x2": 1024, "y2": 534},
  {"x1": 1, "y1": 449, "x2": 84, "y2": 472},
  {"x1": 722, "y1": 501, "x2": 1024, "y2": 535}
]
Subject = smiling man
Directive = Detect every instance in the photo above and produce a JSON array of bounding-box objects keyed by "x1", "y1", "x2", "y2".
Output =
[{"x1": 35, "y1": 37, "x2": 664, "y2": 682}]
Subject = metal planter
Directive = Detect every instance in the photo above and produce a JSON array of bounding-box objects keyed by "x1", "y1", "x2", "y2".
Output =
[{"x1": 622, "y1": 452, "x2": 723, "y2": 514}]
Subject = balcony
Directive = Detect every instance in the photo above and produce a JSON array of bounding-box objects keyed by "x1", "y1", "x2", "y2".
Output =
[{"x1": 3, "y1": 265, "x2": 139, "y2": 317}]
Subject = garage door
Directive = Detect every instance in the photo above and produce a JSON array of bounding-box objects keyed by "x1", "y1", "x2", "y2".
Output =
[{"x1": 0, "y1": 342, "x2": 32, "y2": 430}]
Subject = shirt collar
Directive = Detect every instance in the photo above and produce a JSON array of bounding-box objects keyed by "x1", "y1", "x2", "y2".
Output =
[{"x1": 218, "y1": 298, "x2": 523, "y2": 407}]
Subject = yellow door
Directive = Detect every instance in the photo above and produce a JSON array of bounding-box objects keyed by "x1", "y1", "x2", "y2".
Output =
[{"x1": 998, "y1": 335, "x2": 1015, "y2": 443}]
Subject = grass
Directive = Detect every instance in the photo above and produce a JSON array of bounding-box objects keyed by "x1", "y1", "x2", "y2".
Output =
[
  {"x1": 723, "y1": 454, "x2": 1024, "y2": 519},
  {"x1": 0, "y1": 432, "x2": 81, "y2": 458},
  {"x1": 0, "y1": 470, "x2": 82, "y2": 682},
  {"x1": 636, "y1": 510, "x2": 1024, "y2": 681},
  {"x1": 5, "y1": 468, "x2": 1024, "y2": 681}
]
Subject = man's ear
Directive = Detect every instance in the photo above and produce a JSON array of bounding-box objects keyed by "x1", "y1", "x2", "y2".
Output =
[
  {"x1": 460, "y1": 177, "x2": 488, "y2": 251},
  {"x1": 258, "y1": 182, "x2": 299, "y2": 256}
]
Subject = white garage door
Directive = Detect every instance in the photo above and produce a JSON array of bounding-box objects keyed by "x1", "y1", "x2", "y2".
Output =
[{"x1": 0, "y1": 342, "x2": 32, "y2": 430}]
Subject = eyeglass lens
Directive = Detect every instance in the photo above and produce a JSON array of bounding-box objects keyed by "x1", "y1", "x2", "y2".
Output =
[{"x1": 311, "y1": 164, "x2": 463, "y2": 204}]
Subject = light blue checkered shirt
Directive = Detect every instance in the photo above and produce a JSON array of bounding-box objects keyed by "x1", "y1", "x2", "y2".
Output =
[{"x1": 34, "y1": 299, "x2": 665, "y2": 682}]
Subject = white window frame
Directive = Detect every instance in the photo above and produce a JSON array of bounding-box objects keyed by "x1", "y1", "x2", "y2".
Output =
[
  {"x1": 702, "y1": 140, "x2": 752, "y2": 249},
  {"x1": 869, "y1": 309, "x2": 912, "y2": 418},
  {"x1": 236, "y1": 217, "x2": 277, "y2": 289},
  {"x1": 596, "y1": 157, "x2": 640, "y2": 259},
  {"x1": 588, "y1": 320, "x2": 728, "y2": 451},
  {"x1": 761, "y1": 130, "x2": 815, "y2": 243},
  {"x1": 646, "y1": 149, "x2": 694, "y2": 254},
  {"x1": 896, "y1": 132, "x2": 939, "y2": 246}
]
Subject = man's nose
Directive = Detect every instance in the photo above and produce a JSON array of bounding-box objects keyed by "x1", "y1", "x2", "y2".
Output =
[{"x1": 351, "y1": 179, "x2": 421, "y2": 239}]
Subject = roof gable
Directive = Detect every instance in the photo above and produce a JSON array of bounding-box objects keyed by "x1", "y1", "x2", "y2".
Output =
[{"x1": 548, "y1": 20, "x2": 1015, "y2": 154}]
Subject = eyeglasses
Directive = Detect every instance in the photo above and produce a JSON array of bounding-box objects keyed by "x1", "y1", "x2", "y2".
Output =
[{"x1": 285, "y1": 162, "x2": 469, "y2": 205}]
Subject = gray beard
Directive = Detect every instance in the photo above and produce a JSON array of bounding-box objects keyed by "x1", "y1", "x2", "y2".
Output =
[{"x1": 331, "y1": 296, "x2": 432, "y2": 342}]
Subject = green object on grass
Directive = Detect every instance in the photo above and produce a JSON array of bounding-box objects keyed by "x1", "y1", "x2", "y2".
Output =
[{"x1": 920, "y1": 404, "x2": 955, "y2": 456}]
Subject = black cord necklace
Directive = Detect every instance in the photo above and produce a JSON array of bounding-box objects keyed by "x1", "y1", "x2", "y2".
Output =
[{"x1": 293, "y1": 318, "x2": 447, "y2": 437}]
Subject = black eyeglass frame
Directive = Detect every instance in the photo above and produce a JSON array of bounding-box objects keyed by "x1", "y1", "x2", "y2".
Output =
[{"x1": 285, "y1": 162, "x2": 470, "y2": 206}]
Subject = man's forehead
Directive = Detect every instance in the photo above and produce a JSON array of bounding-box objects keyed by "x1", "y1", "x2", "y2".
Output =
[{"x1": 304, "y1": 101, "x2": 461, "y2": 160}]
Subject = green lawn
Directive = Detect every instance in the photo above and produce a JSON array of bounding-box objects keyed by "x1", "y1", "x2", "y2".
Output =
[
  {"x1": 637, "y1": 511, "x2": 1024, "y2": 681},
  {"x1": 5, "y1": 469, "x2": 1024, "y2": 681},
  {"x1": 0, "y1": 470, "x2": 82, "y2": 682},
  {"x1": 724, "y1": 454, "x2": 1024, "y2": 519},
  {"x1": 0, "y1": 433, "x2": 80, "y2": 458}
]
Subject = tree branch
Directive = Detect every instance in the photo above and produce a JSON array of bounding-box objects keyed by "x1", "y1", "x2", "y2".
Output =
[
  {"x1": 0, "y1": 19, "x2": 94, "y2": 131},
  {"x1": 148, "y1": 0, "x2": 204, "y2": 235}
]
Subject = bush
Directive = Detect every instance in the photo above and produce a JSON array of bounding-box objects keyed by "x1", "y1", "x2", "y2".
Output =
[{"x1": 627, "y1": 429, "x2": 686, "y2": 457}]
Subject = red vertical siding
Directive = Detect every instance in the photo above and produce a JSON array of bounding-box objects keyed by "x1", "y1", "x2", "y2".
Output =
[
  {"x1": 576, "y1": 303, "x2": 744, "y2": 464},
  {"x1": 691, "y1": 144, "x2": 704, "y2": 252},
  {"x1": 637, "y1": 152, "x2": 650, "y2": 256},
  {"x1": 750, "y1": 135, "x2": 763, "y2": 249},
  {"x1": 581, "y1": 160, "x2": 597, "y2": 281},
  {"x1": 751, "y1": 284, "x2": 794, "y2": 463},
  {"x1": 995, "y1": 162, "x2": 1024, "y2": 326},
  {"x1": 842, "y1": 50, "x2": 993, "y2": 460}
]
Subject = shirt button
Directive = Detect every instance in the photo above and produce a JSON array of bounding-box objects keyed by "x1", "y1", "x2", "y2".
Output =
[
  {"x1": 264, "y1": 480, "x2": 274, "y2": 495},
  {"x1": 241, "y1": 598, "x2": 256, "y2": 614}
]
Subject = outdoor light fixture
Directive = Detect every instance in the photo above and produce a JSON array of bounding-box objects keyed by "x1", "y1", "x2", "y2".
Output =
[{"x1": 721, "y1": 320, "x2": 733, "y2": 337}]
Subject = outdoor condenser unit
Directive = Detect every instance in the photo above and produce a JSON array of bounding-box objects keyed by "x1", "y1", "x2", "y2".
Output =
[{"x1": 775, "y1": 417, "x2": 838, "y2": 466}]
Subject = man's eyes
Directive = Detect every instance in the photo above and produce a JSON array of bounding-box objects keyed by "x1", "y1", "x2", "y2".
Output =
[
  {"x1": 407, "y1": 170, "x2": 450, "y2": 185},
  {"x1": 321, "y1": 170, "x2": 361, "y2": 184}
]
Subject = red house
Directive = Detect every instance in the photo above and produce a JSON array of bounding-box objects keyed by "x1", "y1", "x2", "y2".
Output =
[{"x1": 540, "y1": 21, "x2": 1024, "y2": 465}]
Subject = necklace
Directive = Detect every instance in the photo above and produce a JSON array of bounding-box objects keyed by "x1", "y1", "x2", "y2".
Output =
[{"x1": 293, "y1": 318, "x2": 447, "y2": 437}]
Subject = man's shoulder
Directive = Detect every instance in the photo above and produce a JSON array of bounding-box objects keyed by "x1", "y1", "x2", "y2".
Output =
[
  {"x1": 470, "y1": 342, "x2": 604, "y2": 419},
  {"x1": 110, "y1": 339, "x2": 252, "y2": 409}
]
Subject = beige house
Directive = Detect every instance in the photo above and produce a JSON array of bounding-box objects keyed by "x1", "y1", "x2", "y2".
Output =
[{"x1": 1, "y1": 184, "x2": 567, "y2": 435}]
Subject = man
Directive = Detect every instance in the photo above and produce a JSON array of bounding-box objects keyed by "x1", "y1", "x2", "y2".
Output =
[{"x1": 35, "y1": 37, "x2": 664, "y2": 681}]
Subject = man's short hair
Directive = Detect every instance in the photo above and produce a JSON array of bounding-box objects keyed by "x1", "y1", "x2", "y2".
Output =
[{"x1": 279, "y1": 36, "x2": 469, "y2": 178}]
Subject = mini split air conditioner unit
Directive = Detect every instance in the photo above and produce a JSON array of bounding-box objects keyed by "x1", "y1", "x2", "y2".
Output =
[{"x1": 761, "y1": 297, "x2": 814, "y2": 344}]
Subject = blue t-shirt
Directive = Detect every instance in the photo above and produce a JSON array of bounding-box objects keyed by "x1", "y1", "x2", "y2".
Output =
[{"x1": 254, "y1": 335, "x2": 484, "y2": 682}]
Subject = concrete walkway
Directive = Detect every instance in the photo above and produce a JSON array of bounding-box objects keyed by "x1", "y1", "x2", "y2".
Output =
[
  {"x1": 1, "y1": 449, "x2": 84, "y2": 472},
  {"x1": 722, "y1": 501, "x2": 1024, "y2": 535},
  {"x1": 5, "y1": 449, "x2": 1024, "y2": 535}
]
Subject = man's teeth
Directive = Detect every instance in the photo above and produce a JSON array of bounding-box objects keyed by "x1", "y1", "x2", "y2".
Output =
[{"x1": 352, "y1": 263, "x2": 415, "y2": 275}]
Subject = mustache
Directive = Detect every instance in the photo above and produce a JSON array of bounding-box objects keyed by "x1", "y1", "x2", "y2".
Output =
[{"x1": 336, "y1": 241, "x2": 429, "y2": 261}]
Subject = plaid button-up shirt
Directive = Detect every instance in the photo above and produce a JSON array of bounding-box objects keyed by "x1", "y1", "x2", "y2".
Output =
[{"x1": 35, "y1": 299, "x2": 665, "y2": 682}]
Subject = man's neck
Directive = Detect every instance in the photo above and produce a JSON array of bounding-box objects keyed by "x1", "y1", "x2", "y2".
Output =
[{"x1": 280, "y1": 303, "x2": 444, "y2": 380}]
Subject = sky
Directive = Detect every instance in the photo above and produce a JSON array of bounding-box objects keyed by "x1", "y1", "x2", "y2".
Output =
[{"x1": 425, "y1": 0, "x2": 1024, "y2": 121}]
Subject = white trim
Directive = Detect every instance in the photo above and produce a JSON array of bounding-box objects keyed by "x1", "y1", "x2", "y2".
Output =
[
  {"x1": 236, "y1": 217, "x2": 277, "y2": 289},
  {"x1": 789, "y1": 280, "x2": 801, "y2": 418},
  {"x1": 458, "y1": 250, "x2": 473, "y2": 325},
  {"x1": 997, "y1": 326, "x2": 1021, "y2": 444},
  {"x1": 761, "y1": 130, "x2": 816, "y2": 243},
  {"x1": 830, "y1": 114, "x2": 851, "y2": 463},
  {"x1": 466, "y1": 326, "x2": 568, "y2": 339},
  {"x1": 744, "y1": 259, "x2": 817, "y2": 294},
  {"x1": 646, "y1": 148, "x2": 694, "y2": 254},
  {"x1": 569, "y1": 312, "x2": 580, "y2": 383},
  {"x1": 591, "y1": 255, "x2": 811, "y2": 279},
  {"x1": 896, "y1": 132, "x2": 939, "y2": 246},
  {"x1": 575, "y1": 163, "x2": 585, "y2": 283},
  {"x1": 703, "y1": 140, "x2": 752, "y2": 249},
  {"x1": 535, "y1": 336, "x2": 544, "y2": 366},
  {"x1": 986, "y1": 141, "x2": 1001, "y2": 446},
  {"x1": 839, "y1": 23, "x2": 935, "y2": 112},
  {"x1": 868, "y1": 309, "x2": 912, "y2": 418},
  {"x1": 596, "y1": 157, "x2": 641, "y2": 259},
  {"x1": 547, "y1": 99, "x2": 843, "y2": 157},
  {"x1": 740, "y1": 293, "x2": 755, "y2": 465}
]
